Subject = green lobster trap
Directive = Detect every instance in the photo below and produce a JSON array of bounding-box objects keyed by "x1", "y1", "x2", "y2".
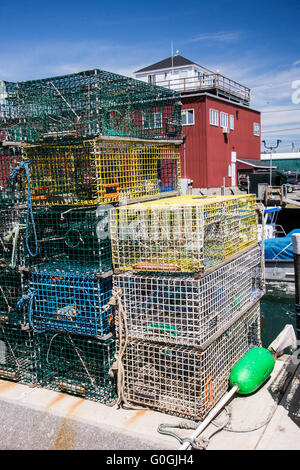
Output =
[
  {"x1": 0, "y1": 70, "x2": 182, "y2": 143},
  {"x1": 36, "y1": 332, "x2": 116, "y2": 404},
  {"x1": 122, "y1": 302, "x2": 261, "y2": 421},
  {"x1": 0, "y1": 268, "x2": 28, "y2": 325},
  {"x1": 0, "y1": 323, "x2": 37, "y2": 384},
  {"x1": 24, "y1": 206, "x2": 112, "y2": 274},
  {"x1": 0, "y1": 203, "x2": 112, "y2": 274},
  {"x1": 21, "y1": 140, "x2": 180, "y2": 206}
]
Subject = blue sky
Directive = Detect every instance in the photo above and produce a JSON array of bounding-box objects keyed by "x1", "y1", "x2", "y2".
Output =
[{"x1": 1, "y1": 0, "x2": 300, "y2": 152}]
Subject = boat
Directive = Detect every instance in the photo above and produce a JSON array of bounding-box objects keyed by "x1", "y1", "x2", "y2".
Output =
[
  {"x1": 257, "y1": 206, "x2": 296, "y2": 284},
  {"x1": 258, "y1": 206, "x2": 285, "y2": 241},
  {"x1": 264, "y1": 228, "x2": 300, "y2": 283}
]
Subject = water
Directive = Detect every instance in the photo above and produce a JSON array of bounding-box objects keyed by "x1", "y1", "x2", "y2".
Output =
[{"x1": 260, "y1": 282, "x2": 296, "y2": 347}]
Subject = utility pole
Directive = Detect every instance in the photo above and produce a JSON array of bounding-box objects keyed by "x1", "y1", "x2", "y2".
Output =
[{"x1": 262, "y1": 140, "x2": 281, "y2": 186}]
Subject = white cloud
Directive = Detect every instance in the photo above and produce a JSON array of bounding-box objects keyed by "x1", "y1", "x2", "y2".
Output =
[
  {"x1": 0, "y1": 40, "x2": 145, "y2": 81},
  {"x1": 180, "y1": 31, "x2": 241, "y2": 45},
  {"x1": 261, "y1": 108, "x2": 300, "y2": 127},
  {"x1": 201, "y1": 55, "x2": 300, "y2": 151}
]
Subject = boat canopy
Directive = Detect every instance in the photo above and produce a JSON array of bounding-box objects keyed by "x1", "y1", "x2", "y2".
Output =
[
  {"x1": 264, "y1": 229, "x2": 300, "y2": 261},
  {"x1": 264, "y1": 207, "x2": 281, "y2": 214}
]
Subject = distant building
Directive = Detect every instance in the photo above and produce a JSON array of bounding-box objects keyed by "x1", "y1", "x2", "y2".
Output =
[
  {"x1": 261, "y1": 152, "x2": 300, "y2": 171},
  {"x1": 134, "y1": 54, "x2": 261, "y2": 191}
]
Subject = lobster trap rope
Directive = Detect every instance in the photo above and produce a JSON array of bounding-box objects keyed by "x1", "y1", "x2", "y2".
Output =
[{"x1": 108, "y1": 288, "x2": 145, "y2": 410}]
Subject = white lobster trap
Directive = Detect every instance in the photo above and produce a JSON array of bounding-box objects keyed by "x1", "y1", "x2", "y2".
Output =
[
  {"x1": 122, "y1": 302, "x2": 261, "y2": 421},
  {"x1": 114, "y1": 246, "x2": 264, "y2": 348}
]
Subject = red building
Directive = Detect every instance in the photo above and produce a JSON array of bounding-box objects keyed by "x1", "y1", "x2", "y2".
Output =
[
  {"x1": 181, "y1": 94, "x2": 261, "y2": 189},
  {"x1": 135, "y1": 54, "x2": 261, "y2": 191}
]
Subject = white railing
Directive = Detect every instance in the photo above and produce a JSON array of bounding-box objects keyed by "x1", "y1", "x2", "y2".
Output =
[{"x1": 155, "y1": 74, "x2": 251, "y2": 102}]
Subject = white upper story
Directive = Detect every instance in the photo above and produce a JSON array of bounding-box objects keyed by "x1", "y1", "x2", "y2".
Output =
[
  {"x1": 134, "y1": 53, "x2": 213, "y2": 90},
  {"x1": 134, "y1": 53, "x2": 251, "y2": 104}
]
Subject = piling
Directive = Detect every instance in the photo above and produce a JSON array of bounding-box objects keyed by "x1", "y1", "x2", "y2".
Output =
[{"x1": 292, "y1": 233, "x2": 300, "y2": 340}]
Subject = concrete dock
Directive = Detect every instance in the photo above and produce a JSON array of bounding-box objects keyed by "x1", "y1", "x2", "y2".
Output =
[{"x1": 0, "y1": 354, "x2": 298, "y2": 450}]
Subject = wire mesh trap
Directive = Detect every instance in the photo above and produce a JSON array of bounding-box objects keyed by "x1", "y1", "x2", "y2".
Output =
[
  {"x1": 0, "y1": 70, "x2": 182, "y2": 143},
  {"x1": 0, "y1": 323, "x2": 37, "y2": 384},
  {"x1": 122, "y1": 302, "x2": 261, "y2": 421},
  {"x1": 26, "y1": 271, "x2": 114, "y2": 337},
  {"x1": 36, "y1": 332, "x2": 116, "y2": 403},
  {"x1": 0, "y1": 268, "x2": 28, "y2": 325},
  {"x1": 0, "y1": 145, "x2": 26, "y2": 205},
  {"x1": 24, "y1": 206, "x2": 112, "y2": 274},
  {"x1": 114, "y1": 246, "x2": 264, "y2": 348},
  {"x1": 110, "y1": 194, "x2": 258, "y2": 274},
  {"x1": 22, "y1": 140, "x2": 180, "y2": 206},
  {"x1": 0, "y1": 205, "x2": 26, "y2": 268}
]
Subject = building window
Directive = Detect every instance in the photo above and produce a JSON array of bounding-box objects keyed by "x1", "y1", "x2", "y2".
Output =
[
  {"x1": 143, "y1": 112, "x2": 162, "y2": 129},
  {"x1": 254, "y1": 123, "x2": 260, "y2": 136},
  {"x1": 230, "y1": 115, "x2": 234, "y2": 130},
  {"x1": 197, "y1": 71, "x2": 203, "y2": 80},
  {"x1": 148, "y1": 74, "x2": 156, "y2": 85},
  {"x1": 220, "y1": 112, "x2": 229, "y2": 129},
  {"x1": 209, "y1": 109, "x2": 219, "y2": 126},
  {"x1": 182, "y1": 109, "x2": 194, "y2": 126}
]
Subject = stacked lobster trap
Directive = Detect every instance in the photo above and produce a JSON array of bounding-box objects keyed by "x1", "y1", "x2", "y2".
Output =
[
  {"x1": 0, "y1": 68, "x2": 182, "y2": 403},
  {"x1": 22, "y1": 140, "x2": 180, "y2": 206},
  {"x1": 0, "y1": 71, "x2": 182, "y2": 143},
  {"x1": 0, "y1": 143, "x2": 36, "y2": 384},
  {"x1": 112, "y1": 194, "x2": 265, "y2": 420}
]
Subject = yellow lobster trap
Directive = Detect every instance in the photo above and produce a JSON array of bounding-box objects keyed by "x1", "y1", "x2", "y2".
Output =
[
  {"x1": 110, "y1": 194, "x2": 258, "y2": 274},
  {"x1": 23, "y1": 139, "x2": 181, "y2": 206}
]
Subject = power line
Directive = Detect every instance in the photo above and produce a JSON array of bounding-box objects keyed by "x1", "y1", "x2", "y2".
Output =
[
  {"x1": 262, "y1": 126, "x2": 300, "y2": 134},
  {"x1": 261, "y1": 108, "x2": 300, "y2": 114}
]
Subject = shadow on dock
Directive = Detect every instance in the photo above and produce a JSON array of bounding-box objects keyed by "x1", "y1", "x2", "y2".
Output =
[{"x1": 268, "y1": 358, "x2": 300, "y2": 428}]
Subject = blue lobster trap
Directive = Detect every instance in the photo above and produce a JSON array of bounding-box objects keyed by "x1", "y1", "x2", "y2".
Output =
[{"x1": 23, "y1": 271, "x2": 114, "y2": 337}]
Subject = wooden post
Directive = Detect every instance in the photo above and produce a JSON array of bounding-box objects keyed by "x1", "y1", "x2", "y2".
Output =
[{"x1": 292, "y1": 233, "x2": 300, "y2": 340}]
